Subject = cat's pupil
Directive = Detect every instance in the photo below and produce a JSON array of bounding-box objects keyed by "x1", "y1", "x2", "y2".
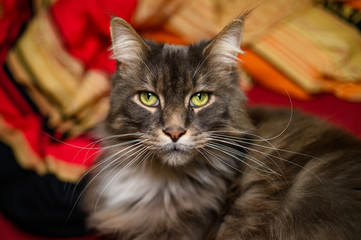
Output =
[{"x1": 146, "y1": 93, "x2": 152, "y2": 99}]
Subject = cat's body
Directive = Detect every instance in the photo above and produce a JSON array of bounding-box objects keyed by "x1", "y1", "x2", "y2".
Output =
[
  {"x1": 215, "y1": 107, "x2": 361, "y2": 240},
  {"x1": 83, "y1": 15, "x2": 361, "y2": 240}
]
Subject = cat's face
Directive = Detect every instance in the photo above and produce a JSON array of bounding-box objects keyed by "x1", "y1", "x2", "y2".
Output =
[{"x1": 103, "y1": 18, "x2": 252, "y2": 167}]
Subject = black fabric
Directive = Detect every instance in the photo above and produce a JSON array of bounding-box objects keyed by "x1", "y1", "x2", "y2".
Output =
[{"x1": 0, "y1": 141, "x2": 89, "y2": 237}]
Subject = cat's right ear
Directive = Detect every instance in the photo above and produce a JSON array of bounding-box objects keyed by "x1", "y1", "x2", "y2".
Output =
[{"x1": 110, "y1": 17, "x2": 149, "y2": 66}]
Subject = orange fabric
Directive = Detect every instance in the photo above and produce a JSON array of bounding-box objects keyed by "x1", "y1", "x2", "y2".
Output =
[
  {"x1": 140, "y1": 28, "x2": 188, "y2": 45},
  {"x1": 240, "y1": 48, "x2": 313, "y2": 101},
  {"x1": 348, "y1": 0, "x2": 361, "y2": 10},
  {"x1": 241, "y1": 47, "x2": 361, "y2": 102},
  {"x1": 320, "y1": 77, "x2": 361, "y2": 101}
]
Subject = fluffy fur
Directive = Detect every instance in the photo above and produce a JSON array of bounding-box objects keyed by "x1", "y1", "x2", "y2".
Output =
[{"x1": 82, "y1": 14, "x2": 361, "y2": 240}]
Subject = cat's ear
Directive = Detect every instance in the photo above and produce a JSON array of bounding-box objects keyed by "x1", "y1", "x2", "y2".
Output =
[
  {"x1": 204, "y1": 16, "x2": 246, "y2": 66},
  {"x1": 110, "y1": 17, "x2": 149, "y2": 65}
]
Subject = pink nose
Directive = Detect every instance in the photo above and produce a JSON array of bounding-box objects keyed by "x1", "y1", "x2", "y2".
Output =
[{"x1": 163, "y1": 127, "x2": 186, "y2": 142}]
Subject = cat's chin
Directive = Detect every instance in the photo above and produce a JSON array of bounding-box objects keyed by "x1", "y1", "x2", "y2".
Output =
[{"x1": 159, "y1": 150, "x2": 193, "y2": 167}]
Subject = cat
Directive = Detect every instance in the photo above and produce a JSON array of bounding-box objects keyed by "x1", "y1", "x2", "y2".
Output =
[{"x1": 82, "y1": 13, "x2": 361, "y2": 240}]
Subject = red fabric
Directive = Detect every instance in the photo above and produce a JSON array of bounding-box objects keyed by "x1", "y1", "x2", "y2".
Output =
[
  {"x1": 0, "y1": 0, "x2": 137, "y2": 238},
  {"x1": 0, "y1": 0, "x2": 33, "y2": 116},
  {"x1": 0, "y1": 0, "x2": 45, "y2": 157},
  {"x1": 0, "y1": 0, "x2": 138, "y2": 169},
  {"x1": 246, "y1": 85, "x2": 361, "y2": 139},
  {"x1": 0, "y1": 0, "x2": 32, "y2": 62},
  {"x1": 50, "y1": 0, "x2": 137, "y2": 73}
]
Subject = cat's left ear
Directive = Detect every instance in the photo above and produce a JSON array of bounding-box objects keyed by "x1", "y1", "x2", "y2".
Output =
[
  {"x1": 110, "y1": 17, "x2": 149, "y2": 66},
  {"x1": 204, "y1": 15, "x2": 246, "y2": 66}
]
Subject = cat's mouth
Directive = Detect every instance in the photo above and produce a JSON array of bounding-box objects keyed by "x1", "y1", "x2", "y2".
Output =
[
  {"x1": 162, "y1": 142, "x2": 190, "y2": 154},
  {"x1": 158, "y1": 143, "x2": 194, "y2": 166},
  {"x1": 169, "y1": 144, "x2": 183, "y2": 152}
]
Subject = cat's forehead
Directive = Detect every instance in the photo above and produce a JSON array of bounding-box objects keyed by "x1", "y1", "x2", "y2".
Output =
[
  {"x1": 147, "y1": 40, "x2": 205, "y2": 65},
  {"x1": 162, "y1": 44, "x2": 188, "y2": 56},
  {"x1": 144, "y1": 42, "x2": 211, "y2": 93}
]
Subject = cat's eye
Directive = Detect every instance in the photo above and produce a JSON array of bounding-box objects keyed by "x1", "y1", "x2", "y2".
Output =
[
  {"x1": 190, "y1": 92, "x2": 210, "y2": 108},
  {"x1": 139, "y1": 92, "x2": 159, "y2": 107}
]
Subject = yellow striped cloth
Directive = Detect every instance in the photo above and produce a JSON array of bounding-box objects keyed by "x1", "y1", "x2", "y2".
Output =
[{"x1": 7, "y1": 11, "x2": 110, "y2": 137}]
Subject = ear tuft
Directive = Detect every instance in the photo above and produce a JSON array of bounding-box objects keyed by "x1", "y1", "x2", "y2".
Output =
[
  {"x1": 110, "y1": 17, "x2": 149, "y2": 64},
  {"x1": 204, "y1": 14, "x2": 247, "y2": 66}
]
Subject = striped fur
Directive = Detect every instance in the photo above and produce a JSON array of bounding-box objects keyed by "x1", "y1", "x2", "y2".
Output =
[{"x1": 83, "y1": 14, "x2": 361, "y2": 240}]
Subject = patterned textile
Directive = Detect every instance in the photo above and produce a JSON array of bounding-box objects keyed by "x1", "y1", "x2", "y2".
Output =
[
  {"x1": 0, "y1": 0, "x2": 136, "y2": 237},
  {"x1": 249, "y1": 3, "x2": 361, "y2": 101},
  {"x1": 1, "y1": 0, "x2": 136, "y2": 183}
]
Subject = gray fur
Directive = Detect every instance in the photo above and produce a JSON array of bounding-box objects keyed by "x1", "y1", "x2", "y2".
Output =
[{"x1": 83, "y1": 14, "x2": 361, "y2": 240}]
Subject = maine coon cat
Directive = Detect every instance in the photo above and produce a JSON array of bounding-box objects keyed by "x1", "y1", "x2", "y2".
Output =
[{"x1": 82, "y1": 14, "x2": 361, "y2": 240}]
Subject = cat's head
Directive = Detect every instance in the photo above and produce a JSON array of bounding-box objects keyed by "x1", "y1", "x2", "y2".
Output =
[{"x1": 103, "y1": 15, "x2": 253, "y2": 167}]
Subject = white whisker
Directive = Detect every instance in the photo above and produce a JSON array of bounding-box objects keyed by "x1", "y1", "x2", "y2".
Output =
[
  {"x1": 140, "y1": 58, "x2": 157, "y2": 78},
  {"x1": 209, "y1": 132, "x2": 322, "y2": 162},
  {"x1": 67, "y1": 138, "x2": 147, "y2": 222},
  {"x1": 244, "y1": 146, "x2": 324, "y2": 184},
  {"x1": 207, "y1": 140, "x2": 281, "y2": 175},
  {"x1": 94, "y1": 146, "x2": 151, "y2": 210},
  {"x1": 196, "y1": 148, "x2": 224, "y2": 173},
  {"x1": 42, "y1": 131, "x2": 143, "y2": 151},
  {"x1": 207, "y1": 136, "x2": 285, "y2": 178},
  {"x1": 192, "y1": 54, "x2": 211, "y2": 79},
  {"x1": 200, "y1": 147, "x2": 245, "y2": 175},
  {"x1": 205, "y1": 142, "x2": 279, "y2": 176},
  {"x1": 207, "y1": 135, "x2": 323, "y2": 183},
  {"x1": 91, "y1": 144, "x2": 148, "y2": 195},
  {"x1": 76, "y1": 139, "x2": 148, "y2": 188}
]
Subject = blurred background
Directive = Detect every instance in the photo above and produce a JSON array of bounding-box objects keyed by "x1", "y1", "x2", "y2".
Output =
[{"x1": 0, "y1": 0, "x2": 360, "y2": 239}]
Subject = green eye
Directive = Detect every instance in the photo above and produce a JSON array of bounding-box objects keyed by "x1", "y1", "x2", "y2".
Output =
[
  {"x1": 139, "y1": 92, "x2": 159, "y2": 107},
  {"x1": 190, "y1": 92, "x2": 210, "y2": 108}
]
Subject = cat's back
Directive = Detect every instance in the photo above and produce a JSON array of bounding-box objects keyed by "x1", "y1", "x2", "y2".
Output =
[
  {"x1": 248, "y1": 106, "x2": 361, "y2": 153},
  {"x1": 216, "y1": 106, "x2": 361, "y2": 240}
]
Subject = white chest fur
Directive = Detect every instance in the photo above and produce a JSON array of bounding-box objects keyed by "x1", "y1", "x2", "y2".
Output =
[{"x1": 86, "y1": 163, "x2": 230, "y2": 238}]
